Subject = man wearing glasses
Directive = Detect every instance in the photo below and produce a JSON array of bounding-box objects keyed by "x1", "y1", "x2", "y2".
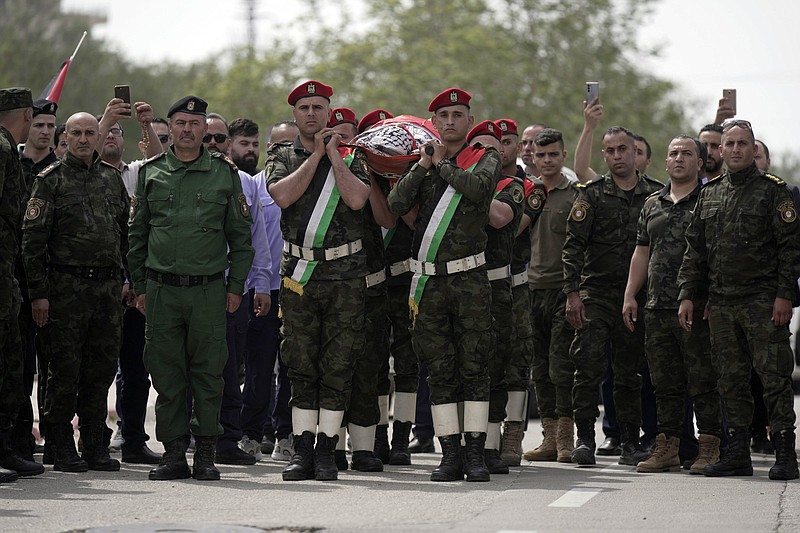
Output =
[{"x1": 678, "y1": 119, "x2": 800, "y2": 480}]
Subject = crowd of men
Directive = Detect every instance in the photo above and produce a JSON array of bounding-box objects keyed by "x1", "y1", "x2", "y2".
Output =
[{"x1": 0, "y1": 79, "x2": 797, "y2": 486}]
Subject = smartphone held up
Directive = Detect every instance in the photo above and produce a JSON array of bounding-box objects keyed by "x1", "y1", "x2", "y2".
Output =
[
  {"x1": 114, "y1": 85, "x2": 132, "y2": 117},
  {"x1": 586, "y1": 81, "x2": 600, "y2": 105}
]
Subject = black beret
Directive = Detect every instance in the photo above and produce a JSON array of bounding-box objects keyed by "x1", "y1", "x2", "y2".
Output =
[
  {"x1": 167, "y1": 96, "x2": 208, "y2": 118},
  {"x1": 33, "y1": 99, "x2": 57, "y2": 117}
]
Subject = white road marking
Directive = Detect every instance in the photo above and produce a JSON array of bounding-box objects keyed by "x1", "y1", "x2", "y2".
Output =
[{"x1": 548, "y1": 488, "x2": 603, "y2": 507}]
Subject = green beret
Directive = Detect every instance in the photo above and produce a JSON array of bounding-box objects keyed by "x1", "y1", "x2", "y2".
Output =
[{"x1": 0, "y1": 87, "x2": 33, "y2": 112}]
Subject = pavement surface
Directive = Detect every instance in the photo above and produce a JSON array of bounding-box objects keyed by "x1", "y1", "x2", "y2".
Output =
[{"x1": 2, "y1": 392, "x2": 800, "y2": 533}]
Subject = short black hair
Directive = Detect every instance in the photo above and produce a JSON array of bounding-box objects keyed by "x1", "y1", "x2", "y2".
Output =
[
  {"x1": 632, "y1": 134, "x2": 652, "y2": 159},
  {"x1": 229, "y1": 117, "x2": 259, "y2": 138},
  {"x1": 55, "y1": 123, "x2": 66, "y2": 139},
  {"x1": 670, "y1": 135, "x2": 706, "y2": 166},
  {"x1": 534, "y1": 128, "x2": 564, "y2": 150},
  {"x1": 603, "y1": 125, "x2": 635, "y2": 144},
  {"x1": 699, "y1": 123, "x2": 724, "y2": 136},
  {"x1": 755, "y1": 138, "x2": 770, "y2": 160},
  {"x1": 152, "y1": 117, "x2": 168, "y2": 127},
  {"x1": 207, "y1": 112, "x2": 227, "y2": 127}
]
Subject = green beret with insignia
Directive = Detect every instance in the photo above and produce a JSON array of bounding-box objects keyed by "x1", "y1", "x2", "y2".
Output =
[{"x1": 0, "y1": 87, "x2": 33, "y2": 112}]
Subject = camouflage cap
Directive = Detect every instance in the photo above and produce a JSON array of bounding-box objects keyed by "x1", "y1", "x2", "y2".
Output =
[{"x1": 0, "y1": 87, "x2": 33, "y2": 112}]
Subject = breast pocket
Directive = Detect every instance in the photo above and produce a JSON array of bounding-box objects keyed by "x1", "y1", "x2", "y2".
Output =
[
  {"x1": 592, "y1": 208, "x2": 622, "y2": 243},
  {"x1": 195, "y1": 191, "x2": 227, "y2": 230},
  {"x1": 147, "y1": 191, "x2": 173, "y2": 227},
  {"x1": 547, "y1": 207, "x2": 569, "y2": 235},
  {"x1": 737, "y1": 206, "x2": 768, "y2": 244},
  {"x1": 54, "y1": 194, "x2": 85, "y2": 233}
]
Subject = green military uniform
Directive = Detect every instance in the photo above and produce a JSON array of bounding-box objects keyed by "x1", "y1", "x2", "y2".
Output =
[
  {"x1": 387, "y1": 144, "x2": 498, "y2": 407},
  {"x1": 677, "y1": 164, "x2": 799, "y2": 434},
  {"x1": 265, "y1": 139, "x2": 370, "y2": 413},
  {"x1": 637, "y1": 182, "x2": 720, "y2": 439},
  {"x1": 22, "y1": 151, "x2": 129, "y2": 429},
  {"x1": 528, "y1": 174, "x2": 577, "y2": 420},
  {"x1": 485, "y1": 174, "x2": 524, "y2": 424},
  {"x1": 562, "y1": 172, "x2": 661, "y2": 425},
  {"x1": 127, "y1": 147, "x2": 253, "y2": 443}
]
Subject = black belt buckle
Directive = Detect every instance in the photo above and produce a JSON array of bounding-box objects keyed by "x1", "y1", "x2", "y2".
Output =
[{"x1": 179, "y1": 275, "x2": 191, "y2": 286}]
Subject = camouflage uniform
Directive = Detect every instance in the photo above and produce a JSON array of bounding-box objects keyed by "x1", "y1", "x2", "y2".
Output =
[
  {"x1": 485, "y1": 175, "x2": 524, "y2": 423},
  {"x1": 528, "y1": 174, "x2": 577, "y2": 419},
  {"x1": 637, "y1": 183, "x2": 720, "y2": 438},
  {"x1": 22, "y1": 151, "x2": 129, "y2": 428},
  {"x1": 0, "y1": 126, "x2": 25, "y2": 435},
  {"x1": 387, "y1": 145, "x2": 499, "y2": 406},
  {"x1": 265, "y1": 139, "x2": 370, "y2": 412},
  {"x1": 677, "y1": 164, "x2": 799, "y2": 433},
  {"x1": 563, "y1": 173, "x2": 662, "y2": 424},
  {"x1": 127, "y1": 147, "x2": 253, "y2": 443}
]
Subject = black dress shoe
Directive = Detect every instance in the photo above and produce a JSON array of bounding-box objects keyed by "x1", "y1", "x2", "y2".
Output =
[
  {"x1": 408, "y1": 436, "x2": 435, "y2": 454},
  {"x1": 122, "y1": 444, "x2": 162, "y2": 465},
  {"x1": 597, "y1": 436, "x2": 621, "y2": 456},
  {"x1": 215, "y1": 446, "x2": 256, "y2": 465}
]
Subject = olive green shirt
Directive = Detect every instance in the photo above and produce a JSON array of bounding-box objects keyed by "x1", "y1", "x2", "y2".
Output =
[
  {"x1": 528, "y1": 174, "x2": 577, "y2": 290},
  {"x1": 127, "y1": 147, "x2": 254, "y2": 295}
]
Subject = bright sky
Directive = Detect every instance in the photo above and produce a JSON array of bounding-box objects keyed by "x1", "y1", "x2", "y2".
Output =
[{"x1": 63, "y1": 0, "x2": 800, "y2": 158}]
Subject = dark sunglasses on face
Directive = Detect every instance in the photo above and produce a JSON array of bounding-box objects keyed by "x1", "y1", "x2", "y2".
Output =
[
  {"x1": 157, "y1": 135, "x2": 169, "y2": 144},
  {"x1": 203, "y1": 133, "x2": 227, "y2": 143}
]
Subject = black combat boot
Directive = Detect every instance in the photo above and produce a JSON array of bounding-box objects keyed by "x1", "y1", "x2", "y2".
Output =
[
  {"x1": 52, "y1": 423, "x2": 88, "y2": 472},
  {"x1": 314, "y1": 432, "x2": 339, "y2": 481},
  {"x1": 334, "y1": 449, "x2": 349, "y2": 471},
  {"x1": 0, "y1": 431, "x2": 44, "y2": 477},
  {"x1": 571, "y1": 418, "x2": 596, "y2": 465},
  {"x1": 80, "y1": 423, "x2": 120, "y2": 471},
  {"x1": 430, "y1": 434, "x2": 463, "y2": 482},
  {"x1": 149, "y1": 439, "x2": 191, "y2": 480},
  {"x1": 192, "y1": 436, "x2": 220, "y2": 480},
  {"x1": 769, "y1": 429, "x2": 799, "y2": 480},
  {"x1": 374, "y1": 424, "x2": 390, "y2": 464},
  {"x1": 483, "y1": 448, "x2": 509, "y2": 475},
  {"x1": 351, "y1": 450, "x2": 384, "y2": 472},
  {"x1": 282, "y1": 431, "x2": 316, "y2": 481},
  {"x1": 389, "y1": 421, "x2": 412, "y2": 465},
  {"x1": 464, "y1": 432, "x2": 491, "y2": 482},
  {"x1": 618, "y1": 423, "x2": 651, "y2": 466},
  {"x1": 704, "y1": 429, "x2": 753, "y2": 477}
]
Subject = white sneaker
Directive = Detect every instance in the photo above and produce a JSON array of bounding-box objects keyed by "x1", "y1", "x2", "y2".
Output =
[
  {"x1": 271, "y1": 436, "x2": 294, "y2": 462},
  {"x1": 109, "y1": 430, "x2": 124, "y2": 453},
  {"x1": 238, "y1": 435, "x2": 264, "y2": 461}
]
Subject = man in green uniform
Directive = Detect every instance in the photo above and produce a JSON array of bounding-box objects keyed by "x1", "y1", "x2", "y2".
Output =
[
  {"x1": 563, "y1": 126, "x2": 662, "y2": 467},
  {"x1": 623, "y1": 136, "x2": 721, "y2": 474},
  {"x1": 266, "y1": 81, "x2": 371, "y2": 482},
  {"x1": 387, "y1": 88, "x2": 499, "y2": 482},
  {"x1": 22, "y1": 111, "x2": 128, "y2": 474},
  {"x1": 678, "y1": 120, "x2": 800, "y2": 480},
  {"x1": 128, "y1": 96, "x2": 254, "y2": 481},
  {"x1": 0, "y1": 87, "x2": 39, "y2": 483}
]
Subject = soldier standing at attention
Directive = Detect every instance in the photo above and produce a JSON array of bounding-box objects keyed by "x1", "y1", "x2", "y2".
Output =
[
  {"x1": 678, "y1": 120, "x2": 800, "y2": 480},
  {"x1": 22, "y1": 111, "x2": 129, "y2": 474},
  {"x1": 387, "y1": 88, "x2": 499, "y2": 482},
  {"x1": 127, "y1": 96, "x2": 254, "y2": 481},
  {"x1": 623, "y1": 136, "x2": 721, "y2": 474},
  {"x1": 0, "y1": 87, "x2": 42, "y2": 482},
  {"x1": 266, "y1": 81, "x2": 371, "y2": 482},
  {"x1": 562, "y1": 126, "x2": 662, "y2": 467}
]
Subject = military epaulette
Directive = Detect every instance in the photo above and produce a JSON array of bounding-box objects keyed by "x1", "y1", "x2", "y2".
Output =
[
  {"x1": 763, "y1": 173, "x2": 786, "y2": 186},
  {"x1": 703, "y1": 174, "x2": 723, "y2": 186},
  {"x1": 140, "y1": 151, "x2": 166, "y2": 167},
  {"x1": 267, "y1": 140, "x2": 292, "y2": 155},
  {"x1": 211, "y1": 151, "x2": 239, "y2": 172},
  {"x1": 575, "y1": 175, "x2": 603, "y2": 189},
  {"x1": 36, "y1": 160, "x2": 61, "y2": 178}
]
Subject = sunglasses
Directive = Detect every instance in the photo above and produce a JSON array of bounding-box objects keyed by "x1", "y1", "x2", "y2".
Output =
[
  {"x1": 721, "y1": 119, "x2": 752, "y2": 132},
  {"x1": 109, "y1": 127, "x2": 123, "y2": 137},
  {"x1": 203, "y1": 133, "x2": 227, "y2": 143},
  {"x1": 157, "y1": 135, "x2": 169, "y2": 144}
]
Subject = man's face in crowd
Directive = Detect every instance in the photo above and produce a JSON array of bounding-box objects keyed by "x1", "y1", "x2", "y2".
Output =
[
  {"x1": 230, "y1": 134, "x2": 260, "y2": 174},
  {"x1": 203, "y1": 118, "x2": 230, "y2": 154},
  {"x1": 66, "y1": 113, "x2": 99, "y2": 164},
  {"x1": 602, "y1": 131, "x2": 636, "y2": 179},
  {"x1": 754, "y1": 140, "x2": 770, "y2": 172},
  {"x1": 721, "y1": 125, "x2": 756, "y2": 173},
  {"x1": 500, "y1": 134, "x2": 519, "y2": 170},
  {"x1": 699, "y1": 130, "x2": 723, "y2": 175},
  {"x1": 519, "y1": 125, "x2": 544, "y2": 167},
  {"x1": 170, "y1": 112, "x2": 207, "y2": 153},
  {"x1": 634, "y1": 139, "x2": 651, "y2": 173},
  {"x1": 152, "y1": 122, "x2": 171, "y2": 147},
  {"x1": 101, "y1": 121, "x2": 124, "y2": 161},
  {"x1": 55, "y1": 132, "x2": 68, "y2": 158},
  {"x1": 268, "y1": 124, "x2": 299, "y2": 147},
  {"x1": 533, "y1": 141, "x2": 566, "y2": 180},
  {"x1": 665, "y1": 138, "x2": 701, "y2": 184},
  {"x1": 432, "y1": 105, "x2": 473, "y2": 144},
  {"x1": 293, "y1": 96, "x2": 329, "y2": 138},
  {"x1": 332, "y1": 123, "x2": 357, "y2": 143},
  {"x1": 28, "y1": 114, "x2": 56, "y2": 151}
]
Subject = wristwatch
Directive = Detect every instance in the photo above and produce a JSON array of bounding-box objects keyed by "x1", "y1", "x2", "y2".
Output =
[{"x1": 436, "y1": 158, "x2": 451, "y2": 171}]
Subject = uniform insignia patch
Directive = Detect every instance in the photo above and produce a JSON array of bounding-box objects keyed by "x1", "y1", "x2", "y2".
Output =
[
  {"x1": 528, "y1": 188, "x2": 545, "y2": 211},
  {"x1": 129, "y1": 196, "x2": 139, "y2": 220},
  {"x1": 511, "y1": 184, "x2": 524, "y2": 204},
  {"x1": 238, "y1": 193, "x2": 250, "y2": 218},
  {"x1": 24, "y1": 198, "x2": 45, "y2": 221},
  {"x1": 360, "y1": 156, "x2": 370, "y2": 176},
  {"x1": 778, "y1": 200, "x2": 797, "y2": 223},
  {"x1": 570, "y1": 199, "x2": 590, "y2": 222}
]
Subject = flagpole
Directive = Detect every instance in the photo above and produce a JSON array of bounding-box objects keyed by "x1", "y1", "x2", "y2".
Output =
[{"x1": 70, "y1": 31, "x2": 88, "y2": 61}]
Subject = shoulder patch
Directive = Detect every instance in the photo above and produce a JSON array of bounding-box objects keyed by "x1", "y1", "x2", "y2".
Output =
[
  {"x1": 129, "y1": 195, "x2": 139, "y2": 221},
  {"x1": 778, "y1": 200, "x2": 797, "y2": 223},
  {"x1": 211, "y1": 152, "x2": 239, "y2": 172},
  {"x1": 511, "y1": 184, "x2": 524, "y2": 204},
  {"x1": 37, "y1": 160, "x2": 61, "y2": 178},
  {"x1": 24, "y1": 198, "x2": 45, "y2": 221},
  {"x1": 765, "y1": 173, "x2": 786, "y2": 186},
  {"x1": 570, "y1": 199, "x2": 590, "y2": 222},
  {"x1": 238, "y1": 193, "x2": 250, "y2": 218},
  {"x1": 528, "y1": 187, "x2": 546, "y2": 212},
  {"x1": 141, "y1": 151, "x2": 166, "y2": 167}
]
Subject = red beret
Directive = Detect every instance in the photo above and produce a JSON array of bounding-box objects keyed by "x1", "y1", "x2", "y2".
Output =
[
  {"x1": 496, "y1": 118, "x2": 518, "y2": 136},
  {"x1": 358, "y1": 108, "x2": 394, "y2": 134},
  {"x1": 428, "y1": 88, "x2": 472, "y2": 112},
  {"x1": 467, "y1": 120, "x2": 502, "y2": 143},
  {"x1": 328, "y1": 107, "x2": 357, "y2": 128},
  {"x1": 288, "y1": 80, "x2": 333, "y2": 106}
]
